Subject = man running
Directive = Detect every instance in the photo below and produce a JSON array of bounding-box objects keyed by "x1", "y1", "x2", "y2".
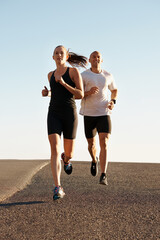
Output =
[{"x1": 80, "y1": 51, "x2": 118, "y2": 185}]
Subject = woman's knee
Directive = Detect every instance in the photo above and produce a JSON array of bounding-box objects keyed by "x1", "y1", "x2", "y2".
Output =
[
  {"x1": 49, "y1": 134, "x2": 61, "y2": 154},
  {"x1": 52, "y1": 143, "x2": 60, "y2": 152}
]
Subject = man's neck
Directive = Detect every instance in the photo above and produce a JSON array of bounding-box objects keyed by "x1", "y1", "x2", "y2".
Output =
[{"x1": 90, "y1": 67, "x2": 102, "y2": 74}]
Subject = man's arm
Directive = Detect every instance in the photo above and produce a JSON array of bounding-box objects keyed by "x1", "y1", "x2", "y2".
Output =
[
  {"x1": 111, "y1": 89, "x2": 118, "y2": 102},
  {"x1": 108, "y1": 89, "x2": 118, "y2": 110}
]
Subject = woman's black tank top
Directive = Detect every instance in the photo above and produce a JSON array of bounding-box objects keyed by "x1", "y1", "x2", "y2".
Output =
[{"x1": 49, "y1": 67, "x2": 76, "y2": 111}]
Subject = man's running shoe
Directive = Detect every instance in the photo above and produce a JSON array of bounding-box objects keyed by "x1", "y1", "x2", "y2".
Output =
[
  {"x1": 61, "y1": 152, "x2": 72, "y2": 175},
  {"x1": 53, "y1": 186, "x2": 65, "y2": 200},
  {"x1": 91, "y1": 157, "x2": 98, "y2": 176},
  {"x1": 99, "y1": 173, "x2": 108, "y2": 185}
]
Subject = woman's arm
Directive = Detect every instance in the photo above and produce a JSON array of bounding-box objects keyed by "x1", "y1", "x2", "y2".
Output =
[
  {"x1": 41, "y1": 72, "x2": 52, "y2": 97},
  {"x1": 56, "y1": 68, "x2": 84, "y2": 99},
  {"x1": 84, "y1": 86, "x2": 99, "y2": 97}
]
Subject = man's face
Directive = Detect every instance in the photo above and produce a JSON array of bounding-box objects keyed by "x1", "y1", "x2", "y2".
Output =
[{"x1": 89, "y1": 51, "x2": 103, "y2": 68}]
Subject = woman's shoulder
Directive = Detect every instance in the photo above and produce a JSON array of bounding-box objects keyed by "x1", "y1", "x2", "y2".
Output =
[
  {"x1": 69, "y1": 67, "x2": 80, "y2": 77},
  {"x1": 69, "y1": 67, "x2": 79, "y2": 73},
  {"x1": 48, "y1": 71, "x2": 54, "y2": 81}
]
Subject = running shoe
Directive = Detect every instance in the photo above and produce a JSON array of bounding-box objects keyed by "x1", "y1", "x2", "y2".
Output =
[
  {"x1": 53, "y1": 186, "x2": 65, "y2": 200},
  {"x1": 61, "y1": 152, "x2": 72, "y2": 175},
  {"x1": 99, "y1": 173, "x2": 108, "y2": 185},
  {"x1": 91, "y1": 157, "x2": 98, "y2": 176}
]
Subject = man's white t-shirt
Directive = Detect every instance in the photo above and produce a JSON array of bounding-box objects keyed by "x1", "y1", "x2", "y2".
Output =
[{"x1": 79, "y1": 69, "x2": 117, "y2": 116}]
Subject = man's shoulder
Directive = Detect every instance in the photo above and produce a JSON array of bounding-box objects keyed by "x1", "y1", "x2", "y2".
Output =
[
  {"x1": 102, "y1": 69, "x2": 112, "y2": 77},
  {"x1": 81, "y1": 69, "x2": 91, "y2": 75}
]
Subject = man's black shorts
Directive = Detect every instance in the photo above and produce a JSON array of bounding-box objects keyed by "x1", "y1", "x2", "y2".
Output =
[{"x1": 84, "y1": 115, "x2": 111, "y2": 139}]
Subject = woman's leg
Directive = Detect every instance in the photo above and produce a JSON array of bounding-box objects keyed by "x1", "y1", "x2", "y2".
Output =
[
  {"x1": 63, "y1": 138, "x2": 75, "y2": 163},
  {"x1": 48, "y1": 133, "x2": 61, "y2": 186}
]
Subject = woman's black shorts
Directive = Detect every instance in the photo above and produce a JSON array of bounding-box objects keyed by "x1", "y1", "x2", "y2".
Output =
[
  {"x1": 47, "y1": 108, "x2": 78, "y2": 139},
  {"x1": 84, "y1": 115, "x2": 111, "y2": 139}
]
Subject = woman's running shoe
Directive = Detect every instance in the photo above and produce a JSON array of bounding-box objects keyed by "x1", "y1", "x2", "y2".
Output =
[
  {"x1": 99, "y1": 173, "x2": 108, "y2": 185},
  {"x1": 61, "y1": 152, "x2": 72, "y2": 175},
  {"x1": 53, "y1": 186, "x2": 65, "y2": 200},
  {"x1": 91, "y1": 157, "x2": 98, "y2": 176}
]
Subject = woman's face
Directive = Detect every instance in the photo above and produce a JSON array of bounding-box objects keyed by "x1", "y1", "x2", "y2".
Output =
[{"x1": 53, "y1": 46, "x2": 68, "y2": 65}]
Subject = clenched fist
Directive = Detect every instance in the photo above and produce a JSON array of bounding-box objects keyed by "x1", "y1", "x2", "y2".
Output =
[{"x1": 42, "y1": 86, "x2": 49, "y2": 97}]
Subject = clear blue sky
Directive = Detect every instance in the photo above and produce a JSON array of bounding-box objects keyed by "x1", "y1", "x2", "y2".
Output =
[{"x1": 0, "y1": 0, "x2": 160, "y2": 162}]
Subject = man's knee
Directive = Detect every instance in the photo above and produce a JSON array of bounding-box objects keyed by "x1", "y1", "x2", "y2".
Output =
[
  {"x1": 100, "y1": 140, "x2": 108, "y2": 149},
  {"x1": 99, "y1": 135, "x2": 110, "y2": 149},
  {"x1": 87, "y1": 139, "x2": 96, "y2": 151}
]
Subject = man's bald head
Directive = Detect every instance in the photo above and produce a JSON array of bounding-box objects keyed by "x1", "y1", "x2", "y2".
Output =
[
  {"x1": 89, "y1": 51, "x2": 103, "y2": 69},
  {"x1": 89, "y1": 51, "x2": 102, "y2": 59}
]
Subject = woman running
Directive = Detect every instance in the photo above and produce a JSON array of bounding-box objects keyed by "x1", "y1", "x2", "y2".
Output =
[{"x1": 42, "y1": 45, "x2": 87, "y2": 200}]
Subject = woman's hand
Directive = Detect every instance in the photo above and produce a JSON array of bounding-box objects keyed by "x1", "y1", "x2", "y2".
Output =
[
  {"x1": 54, "y1": 72, "x2": 65, "y2": 85},
  {"x1": 42, "y1": 86, "x2": 49, "y2": 97},
  {"x1": 84, "y1": 86, "x2": 99, "y2": 97},
  {"x1": 55, "y1": 76, "x2": 65, "y2": 85}
]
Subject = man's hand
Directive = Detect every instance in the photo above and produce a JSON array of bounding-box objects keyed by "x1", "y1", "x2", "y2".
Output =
[
  {"x1": 84, "y1": 86, "x2": 99, "y2": 97},
  {"x1": 42, "y1": 86, "x2": 49, "y2": 97},
  {"x1": 89, "y1": 86, "x2": 99, "y2": 95},
  {"x1": 107, "y1": 100, "x2": 115, "y2": 110}
]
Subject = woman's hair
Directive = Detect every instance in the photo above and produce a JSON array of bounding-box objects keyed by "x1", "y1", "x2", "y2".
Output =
[
  {"x1": 67, "y1": 52, "x2": 88, "y2": 68},
  {"x1": 54, "y1": 45, "x2": 88, "y2": 68}
]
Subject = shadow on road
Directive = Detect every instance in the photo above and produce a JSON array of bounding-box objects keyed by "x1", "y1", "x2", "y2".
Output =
[{"x1": 0, "y1": 201, "x2": 45, "y2": 207}]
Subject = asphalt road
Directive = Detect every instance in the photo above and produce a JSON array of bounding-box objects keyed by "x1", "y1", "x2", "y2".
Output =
[
  {"x1": 0, "y1": 160, "x2": 49, "y2": 201},
  {"x1": 1, "y1": 162, "x2": 160, "y2": 240}
]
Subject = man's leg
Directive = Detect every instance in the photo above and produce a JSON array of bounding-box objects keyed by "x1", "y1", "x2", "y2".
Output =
[
  {"x1": 87, "y1": 137, "x2": 98, "y2": 176},
  {"x1": 98, "y1": 132, "x2": 110, "y2": 185},
  {"x1": 87, "y1": 137, "x2": 97, "y2": 163},
  {"x1": 84, "y1": 116, "x2": 98, "y2": 176},
  {"x1": 98, "y1": 133, "x2": 110, "y2": 173}
]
